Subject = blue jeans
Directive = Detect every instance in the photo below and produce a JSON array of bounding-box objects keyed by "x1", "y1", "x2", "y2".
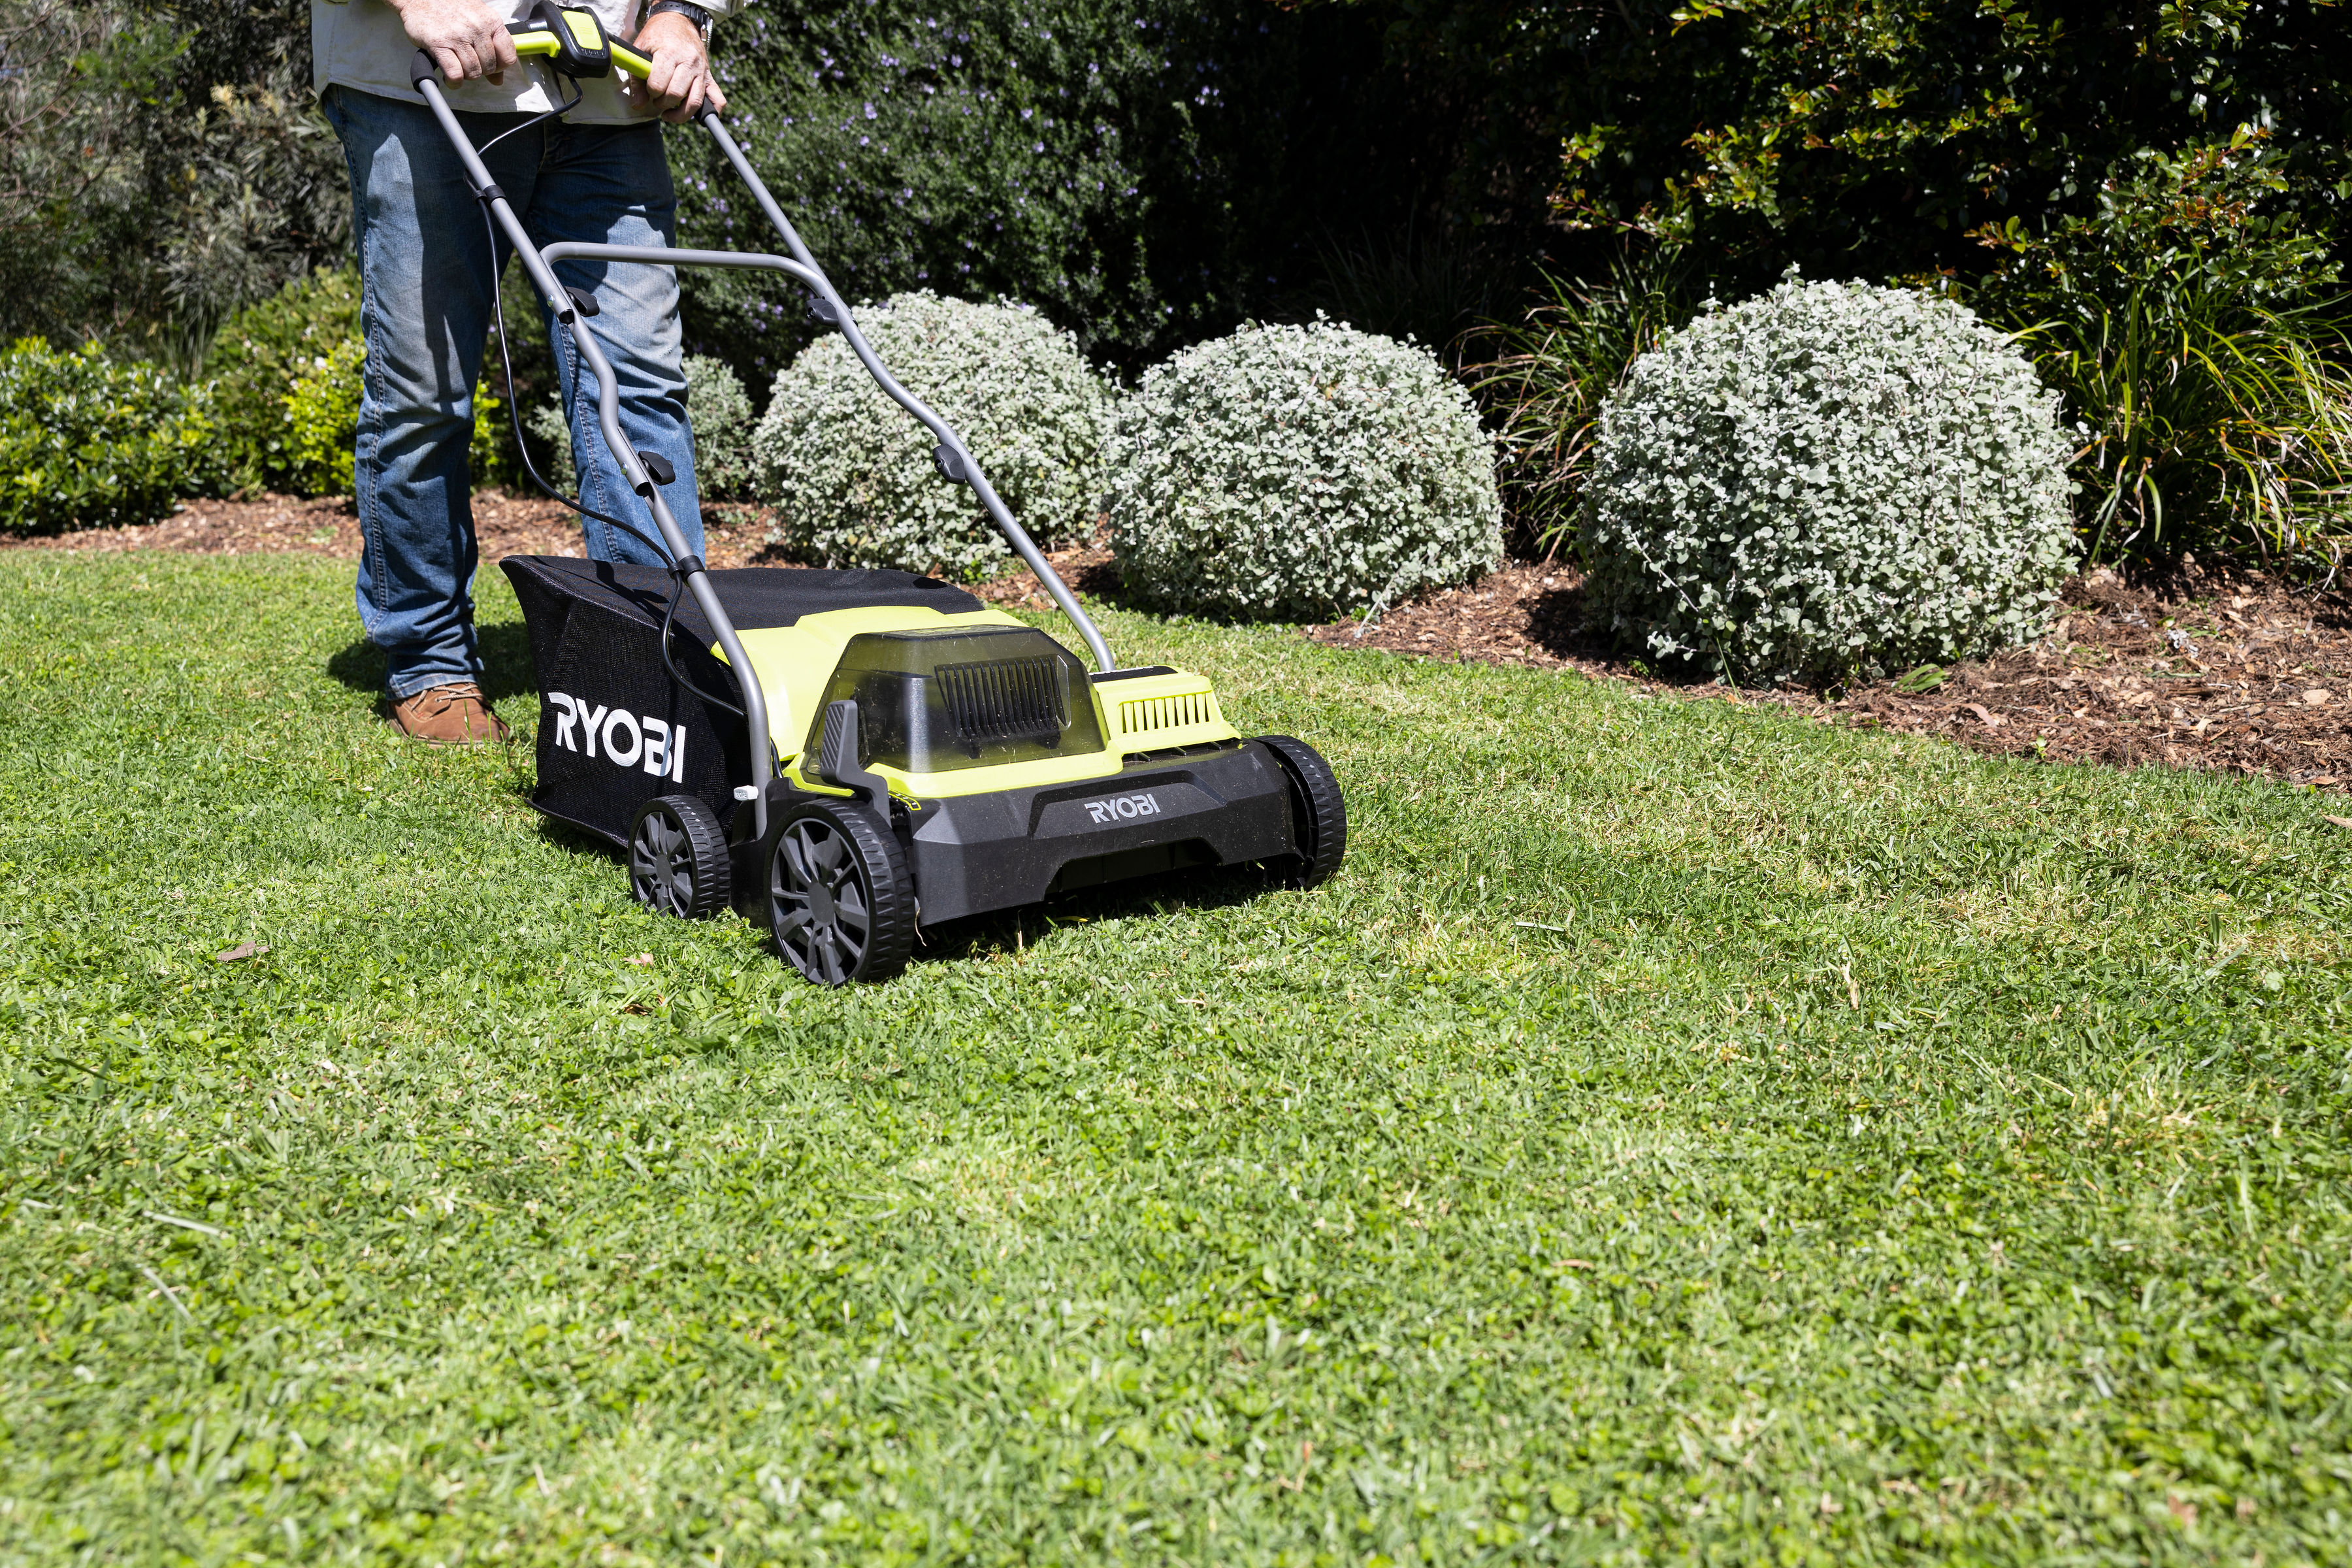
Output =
[{"x1": 323, "y1": 83, "x2": 706, "y2": 698}]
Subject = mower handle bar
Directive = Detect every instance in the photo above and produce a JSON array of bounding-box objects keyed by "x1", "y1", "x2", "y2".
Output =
[
  {"x1": 535, "y1": 245, "x2": 1115, "y2": 679},
  {"x1": 413, "y1": 69, "x2": 1121, "y2": 838}
]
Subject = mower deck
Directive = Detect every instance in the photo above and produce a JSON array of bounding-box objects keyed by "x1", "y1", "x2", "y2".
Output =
[{"x1": 424, "y1": 18, "x2": 1343, "y2": 984}]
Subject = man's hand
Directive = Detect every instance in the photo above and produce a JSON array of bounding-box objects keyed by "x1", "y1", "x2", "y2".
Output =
[
  {"x1": 391, "y1": 0, "x2": 518, "y2": 85},
  {"x1": 634, "y1": 10, "x2": 727, "y2": 122}
]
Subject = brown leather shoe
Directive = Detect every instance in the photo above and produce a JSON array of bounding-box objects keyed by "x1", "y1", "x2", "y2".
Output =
[{"x1": 388, "y1": 681, "x2": 510, "y2": 745}]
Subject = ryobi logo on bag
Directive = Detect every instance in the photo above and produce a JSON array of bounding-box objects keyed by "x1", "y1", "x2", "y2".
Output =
[
  {"x1": 1082, "y1": 791, "x2": 1163, "y2": 825},
  {"x1": 547, "y1": 693, "x2": 686, "y2": 781}
]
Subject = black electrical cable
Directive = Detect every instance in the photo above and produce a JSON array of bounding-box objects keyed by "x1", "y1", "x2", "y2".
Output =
[
  {"x1": 657, "y1": 574, "x2": 747, "y2": 720},
  {"x1": 482, "y1": 202, "x2": 674, "y2": 565},
  {"x1": 474, "y1": 62, "x2": 753, "y2": 727},
  {"x1": 476, "y1": 65, "x2": 584, "y2": 155}
]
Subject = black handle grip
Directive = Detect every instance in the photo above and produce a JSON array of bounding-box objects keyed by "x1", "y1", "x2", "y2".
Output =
[{"x1": 410, "y1": 47, "x2": 438, "y2": 91}]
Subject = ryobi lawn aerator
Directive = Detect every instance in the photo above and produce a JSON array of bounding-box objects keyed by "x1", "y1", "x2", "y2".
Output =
[{"x1": 419, "y1": 3, "x2": 1347, "y2": 985}]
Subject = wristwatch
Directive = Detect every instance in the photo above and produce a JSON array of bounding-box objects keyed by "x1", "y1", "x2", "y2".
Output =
[{"x1": 646, "y1": 0, "x2": 713, "y2": 42}]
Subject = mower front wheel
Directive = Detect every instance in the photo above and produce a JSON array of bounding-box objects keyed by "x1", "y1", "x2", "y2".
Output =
[
  {"x1": 1258, "y1": 735, "x2": 1347, "y2": 889},
  {"x1": 629, "y1": 794, "x2": 732, "y2": 919},
  {"x1": 766, "y1": 799, "x2": 917, "y2": 985}
]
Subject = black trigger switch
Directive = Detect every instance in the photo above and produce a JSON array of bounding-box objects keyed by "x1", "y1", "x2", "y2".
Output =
[{"x1": 637, "y1": 451, "x2": 676, "y2": 486}]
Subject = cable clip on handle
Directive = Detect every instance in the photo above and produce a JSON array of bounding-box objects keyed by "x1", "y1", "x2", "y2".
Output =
[
  {"x1": 509, "y1": 0, "x2": 615, "y2": 78},
  {"x1": 633, "y1": 451, "x2": 677, "y2": 497},
  {"x1": 415, "y1": 2, "x2": 648, "y2": 89}
]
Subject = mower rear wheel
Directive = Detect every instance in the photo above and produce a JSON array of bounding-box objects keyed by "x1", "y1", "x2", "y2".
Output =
[
  {"x1": 766, "y1": 799, "x2": 917, "y2": 985},
  {"x1": 1258, "y1": 735, "x2": 1347, "y2": 889},
  {"x1": 628, "y1": 794, "x2": 731, "y2": 919}
]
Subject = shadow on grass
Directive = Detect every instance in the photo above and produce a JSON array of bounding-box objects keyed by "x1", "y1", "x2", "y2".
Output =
[
  {"x1": 534, "y1": 814, "x2": 621, "y2": 860},
  {"x1": 325, "y1": 619, "x2": 539, "y2": 706},
  {"x1": 911, "y1": 860, "x2": 1282, "y2": 969}
]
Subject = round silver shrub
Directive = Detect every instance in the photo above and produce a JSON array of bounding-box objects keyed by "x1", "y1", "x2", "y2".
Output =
[
  {"x1": 683, "y1": 355, "x2": 757, "y2": 499},
  {"x1": 751, "y1": 291, "x2": 1112, "y2": 580},
  {"x1": 1107, "y1": 319, "x2": 1502, "y2": 620},
  {"x1": 1580, "y1": 275, "x2": 2078, "y2": 683},
  {"x1": 525, "y1": 354, "x2": 758, "y2": 500}
]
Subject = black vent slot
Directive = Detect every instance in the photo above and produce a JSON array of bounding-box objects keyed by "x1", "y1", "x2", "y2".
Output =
[{"x1": 936, "y1": 655, "x2": 1067, "y2": 745}]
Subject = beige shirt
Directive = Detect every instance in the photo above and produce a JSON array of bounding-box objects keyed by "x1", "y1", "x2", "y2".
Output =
[{"x1": 312, "y1": 0, "x2": 736, "y2": 123}]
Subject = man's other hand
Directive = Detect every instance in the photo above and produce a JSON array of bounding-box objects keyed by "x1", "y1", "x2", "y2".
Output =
[
  {"x1": 393, "y1": 0, "x2": 518, "y2": 85},
  {"x1": 634, "y1": 10, "x2": 727, "y2": 122}
]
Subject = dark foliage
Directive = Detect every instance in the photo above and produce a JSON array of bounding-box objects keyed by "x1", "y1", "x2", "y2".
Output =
[
  {"x1": 670, "y1": 0, "x2": 1450, "y2": 384},
  {"x1": 1331, "y1": 0, "x2": 2350, "y2": 296},
  {"x1": 0, "y1": 0, "x2": 344, "y2": 357}
]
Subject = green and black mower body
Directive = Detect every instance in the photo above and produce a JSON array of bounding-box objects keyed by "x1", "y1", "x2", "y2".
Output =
[{"x1": 419, "y1": 8, "x2": 1345, "y2": 983}]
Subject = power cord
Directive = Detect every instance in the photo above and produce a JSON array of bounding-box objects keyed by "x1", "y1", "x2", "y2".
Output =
[{"x1": 473, "y1": 70, "x2": 749, "y2": 723}]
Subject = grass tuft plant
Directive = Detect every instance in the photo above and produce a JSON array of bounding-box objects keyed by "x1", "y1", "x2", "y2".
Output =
[
  {"x1": 1971, "y1": 130, "x2": 2352, "y2": 570},
  {"x1": 1464, "y1": 244, "x2": 1695, "y2": 559}
]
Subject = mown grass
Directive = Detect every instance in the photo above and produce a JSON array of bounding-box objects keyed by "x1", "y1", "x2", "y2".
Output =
[{"x1": 3, "y1": 551, "x2": 2349, "y2": 1567}]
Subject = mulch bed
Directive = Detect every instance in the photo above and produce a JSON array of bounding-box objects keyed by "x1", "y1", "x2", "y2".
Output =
[
  {"x1": 1303, "y1": 558, "x2": 2352, "y2": 792},
  {"x1": 16, "y1": 497, "x2": 2349, "y2": 792},
  {"x1": 0, "y1": 491, "x2": 789, "y2": 568}
]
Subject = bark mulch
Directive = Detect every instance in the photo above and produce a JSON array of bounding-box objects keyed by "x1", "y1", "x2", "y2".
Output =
[
  {"x1": 1304, "y1": 559, "x2": 2352, "y2": 794},
  {"x1": 2, "y1": 493, "x2": 1111, "y2": 595},
  {"x1": 969, "y1": 540, "x2": 1122, "y2": 610},
  {"x1": 18, "y1": 498, "x2": 2347, "y2": 793},
  {"x1": 0, "y1": 492, "x2": 788, "y2": 568}
]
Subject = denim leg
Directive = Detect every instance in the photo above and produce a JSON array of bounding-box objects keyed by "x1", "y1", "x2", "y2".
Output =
[
  {"x1": 522, "y1": 119, "x2": 704, "y2": 564},
  {"x1": 324, "y1": 86, "x2": 546, "y2": 699}
]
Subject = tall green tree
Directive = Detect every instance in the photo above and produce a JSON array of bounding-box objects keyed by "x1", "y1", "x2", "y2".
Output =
[{"x1": 0, "y1": 0, "x2": 344, "y2": 357}]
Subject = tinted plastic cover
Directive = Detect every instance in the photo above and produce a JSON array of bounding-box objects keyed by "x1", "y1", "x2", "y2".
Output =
[{"x1": 809, "y1": 625, "x2": 1105, "y2": 774}]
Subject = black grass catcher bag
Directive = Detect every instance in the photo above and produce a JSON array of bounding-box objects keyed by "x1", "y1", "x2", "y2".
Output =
[{"x1": 500, "y1": 556, "x2": 982, "y2": 846}]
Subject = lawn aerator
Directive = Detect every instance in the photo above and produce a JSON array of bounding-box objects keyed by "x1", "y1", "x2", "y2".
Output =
[{"x1": 416, "y1": 5, "x2": 1346, "y2": 984}]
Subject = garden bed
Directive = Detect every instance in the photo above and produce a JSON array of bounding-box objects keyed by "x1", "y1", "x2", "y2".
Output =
[
  {"x1": 0, "y1": 491, "x2": 787, "y2": 567},
  {"x1": 1303, "y1": 559, "x2": 2352, "y2": 792},
  {"x1": 15, "y1": 499, "x2": 2348, "y2": 792}
]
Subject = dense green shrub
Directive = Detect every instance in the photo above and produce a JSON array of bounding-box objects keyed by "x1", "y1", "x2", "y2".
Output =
[
  {"x1": 206, "y1": 269, "x2": 361, "y2": 492},
  {"x1": 282, "y1": 337, "x2": 367, "y2": 497},
  {"x1": 751, "y1": 292, "x2": 1112, "y2": 578},
  {"x1": 1303, "y1": 0, "x2": 2349, "y2": 302},
  {"x1": 0, "y1": 338, "x2": 218, "y2": 531},
  {"x1": 675, "y1": 0, "x2": 1423, "y2": 383},
  {"x1": 1969, "y1": 133, "x2": 2352, "y2": 566},
  {"x1": 1108, "y1": 319, "x2": 1501, "y2": 620},
  {"x1": 1582, "y1": 276, "x2": 2077, "y2": 685}
]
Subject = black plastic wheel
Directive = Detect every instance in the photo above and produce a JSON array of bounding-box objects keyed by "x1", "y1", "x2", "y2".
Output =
[
  {"x1": 766, "y1": 798, "x2": 917, "y2": 985},
  {"x1": 1258, "y1": 735, "x2": 1347, "y2": 889},
  {"x1": 628, "y1": 794, "x2": 731, "y2": 919}
]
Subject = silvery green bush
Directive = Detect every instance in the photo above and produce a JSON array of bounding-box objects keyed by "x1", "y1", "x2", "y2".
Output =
[
  {"x1": 682, "y1": 355, "x2": 757, "y2": 499},
  {"x1": 751, "y1": 292, "x2": 1112, "y2": 579},
  {"x1": 1580, "y1": 275, "x2": 2078, "y2": 683},
  {"x1": 1108, "y1": 319, "x2": 1503, "y2": 619},
  {"x1": 527, "y1": 354, "x2": 755, "y2": 500}
]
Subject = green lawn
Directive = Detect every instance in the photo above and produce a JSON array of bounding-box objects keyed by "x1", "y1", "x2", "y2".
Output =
[{"x1": 3, "y1": 551, "x2": 2348, "y2": 1567}]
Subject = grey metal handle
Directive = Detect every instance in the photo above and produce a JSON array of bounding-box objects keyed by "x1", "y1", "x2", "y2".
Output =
[
  {"x1": 415, "y1": 77, "x2": 776, "y2": 836},
  {"x1": 691, "y1": 112, "x2": 1119, "y2": 674}
]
